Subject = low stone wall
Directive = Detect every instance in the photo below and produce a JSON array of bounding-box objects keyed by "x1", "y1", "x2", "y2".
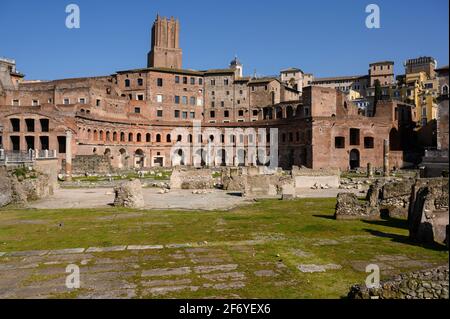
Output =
[
  {"x1": 335, "y1": 193, "x2": 379, "y2": 220},
  {"x1": 66, "y1": 155, "x2": 112, "y2": 175},
  {"x1": 292, "y1": 166, "x2": 340, "y2": 188},
  {"x1": 170, "y1": 168, "x2": 215, "y2": 190},
  {"x1": 348, "y1": 265, "x2": 449, "y2": 299}
]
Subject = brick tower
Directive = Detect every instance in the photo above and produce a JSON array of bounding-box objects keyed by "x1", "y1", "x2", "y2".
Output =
[{"x1": 147, "y1": 15, "x2": 182, "y2": 69}]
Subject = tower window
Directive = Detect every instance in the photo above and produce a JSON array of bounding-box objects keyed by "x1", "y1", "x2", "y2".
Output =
[{"x1": 157, "y1": 78, "x2": 163, "y2": 87}]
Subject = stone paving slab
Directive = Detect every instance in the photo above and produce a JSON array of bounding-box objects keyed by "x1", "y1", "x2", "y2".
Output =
[
  {"x1": 141, "y1": 278, "x2": 192, "y2": 288},
  {"x1": 6, "y1": 250, "x2": 49, "y2": 257},
  {"x1": 48, "y1": 248, "x2": 85, "y2": 255},
  {"x1": 194, "y1": 264, "x2": 238, "y2": 274},
  {"x1": 127, "y1": 245, "x2": 164, "y2": 251},
  {"x1": 297, "y1": 264, "x2": 342, "y2": 273},
  {"x1": 86, "y1": 246, "x2": 127, "y2": 253},
  {"x1": 142, "y1": 267, "x2": 192, "y2": 277}
]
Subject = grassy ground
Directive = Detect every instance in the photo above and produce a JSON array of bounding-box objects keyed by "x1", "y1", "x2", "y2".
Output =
[{"x1": 0, "y1": 198, "x2": 447, "y2": 299}]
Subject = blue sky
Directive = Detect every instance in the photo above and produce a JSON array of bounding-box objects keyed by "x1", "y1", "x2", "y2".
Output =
[{"x1": 1, "y1": 0, "x2": 448, "y2": 80}]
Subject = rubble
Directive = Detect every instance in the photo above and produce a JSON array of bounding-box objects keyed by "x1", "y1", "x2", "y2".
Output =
[{"x1": 113, "y1": 179, "x2": 145, "y2": 208}]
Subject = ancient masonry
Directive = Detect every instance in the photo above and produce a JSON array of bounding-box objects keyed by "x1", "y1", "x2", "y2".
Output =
[{"x1": 0, "y1": 15, "x2": 416, "y2": 177}]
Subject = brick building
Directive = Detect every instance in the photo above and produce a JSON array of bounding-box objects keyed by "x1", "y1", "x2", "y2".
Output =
[{"x1": 0, "y1": 16, "x2": 415, "y2": 174}]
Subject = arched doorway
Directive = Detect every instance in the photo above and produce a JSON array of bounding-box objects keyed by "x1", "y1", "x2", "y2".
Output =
[
  {"x1": 349, "y1": 149, "x2": 360, "y2": 170},
  {"x1": 134, "y1": 149, "x2": 145, "y2": 169},
  {"x1": 118, "y1": 149, "x2": 128, "y2": 169}
]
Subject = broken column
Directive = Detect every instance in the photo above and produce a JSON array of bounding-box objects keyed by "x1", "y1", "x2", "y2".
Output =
[
  {"x1": 367, "y1": 162, "x2": 373, "y2": 178},
  {"x1": 383, "y1": 139, "x2": 390, "y2": 177},
  {"x1": 65, "y1": 130, "x2": 73, "y2": 181}
]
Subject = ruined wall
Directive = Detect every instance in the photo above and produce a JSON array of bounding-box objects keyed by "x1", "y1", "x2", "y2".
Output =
[
  {"x1": 170, "y1": 167, "x2": 215, "y2": 189},
  {"x1": 67, "y1": 155, "x2": 112, "y2": 175},
  {"x1": 348, "y1": 265, "x2": 449, "y2": 299}
]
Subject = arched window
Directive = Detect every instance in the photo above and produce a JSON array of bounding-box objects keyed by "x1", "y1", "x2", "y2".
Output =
[
  {"x1": 166, "y1": 134, "x2": 171, "y2": 143},
  {"x1": 156, "y1": 134, "x2": 161, "y2": 143},
  {"x1": 137, "y1": 133, "x2": 142, "y2": 142},
  {"x1": 106, "y1": 131, "x2": 111, "y2": 141},
  {"x1": 128, "y1": 133, "x2": 133, "y2": 142},
  {"x1": 99, "y1": 130, "x2": 104, "y2": 140},
  {"x1": 188, "y1": 134, "x2": 193, "y2": 143},
  {"x1": 443, "y1": 84, "x2": 449, "y2": 96},
  {"x1": 125, "y1": 79, "x2": 130, "y2": 87},
  {"x1": 146, "y1": 133, "x2": 151, "y2": 143},
  {"x1": 120, "y1": 132, "x2": 125, "y2": 142},
  {"x1": 177, "y1": 135, "x2": 182, "y2": 142},
  {"x1": 113, "y1": 132, "x2": 118, "y2": 142}
]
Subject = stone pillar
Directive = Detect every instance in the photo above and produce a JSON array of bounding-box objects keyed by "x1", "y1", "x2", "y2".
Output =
[
  {"x1": 367, "y1": 162, "x2": 373, "y2": 178},
  {"x1": 383, "y1": 139, "x2": 390, "y2": 177},
  {"x1": 0, "y1": 149, "x2": 4, "y2": 159},
  {"x1": 65, "y1": 130, "x2": 73, "y2": 180}
]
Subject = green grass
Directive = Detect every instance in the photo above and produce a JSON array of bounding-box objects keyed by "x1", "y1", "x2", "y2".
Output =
[{"x1": 0, "y1": 198, "x2": 447, "y2": 299}]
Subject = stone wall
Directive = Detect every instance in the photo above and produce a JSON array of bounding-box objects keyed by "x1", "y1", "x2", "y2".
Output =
[
  {"x1": 335, "y1": 193, "x2": 379, "y2": 220},
  {"x1": 292, "y1": 166, "x2": 340, "y2": 188},
  {"x1": 348, "y1": 265, "x2": 449, "y2": 299},
  {"x1": 67, "y1": 155, "x2": 112, "y2": 175},
  {"x1": 409, "y1": 178, "x2": 449, "y2": 246},
  {"x1": 170, "y1": 167, "x2": 215, "y2": 190},
  {"x1": 0, "y1": 167, "x2": 54, "y2": 207}
]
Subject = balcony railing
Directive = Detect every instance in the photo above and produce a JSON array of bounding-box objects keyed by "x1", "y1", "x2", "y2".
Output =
[{"x1": 0, "y1": 149, "x2": 57, "y2": 165}]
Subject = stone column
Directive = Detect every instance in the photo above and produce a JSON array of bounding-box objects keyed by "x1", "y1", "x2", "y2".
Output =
[
  {"x1": 65, "y1": 130, "x2": 73, "y2": 180},
  {"x1": 367, "y1": 162, "x2": 373, "y2": 178},
  {"x1": 383, "y1": 139, "x2": 390, "y2": 177}
]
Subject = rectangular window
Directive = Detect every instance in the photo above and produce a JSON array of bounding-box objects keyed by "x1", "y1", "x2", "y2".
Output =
[
  {"x1": 210, "y1": 111, "x2": 215, "y2": 118},
  {"x1": 253, "y1": 110, "x2": 258, "y2": 116},
  {"x1": 224, "y1": 79, "x2": 229, "y2": 85},
  {"x1": 175, "y1": 96, "x2": 180, "y2": 104},
  {"x1": 40, "y1": 119, "x2": 49, "y2": 132},
  {"x1": 364, "y1": 137, "x2": 374, "y2": 149},
  {"x1": 137, "y1": 94, "x2": 145, "y2": 101},
  {"x1": 157, "y1": 110, "x2": 163, "y2": 117},
  {"x1": 63, "y1": 98, "x2": 70, "y2": 105},
  {"x1": 157, "y1": 78, "x2": 163, "y2": 87},
  {"x1": 335, "y1": 137, "x2": 345, "y2": 149},
  {"x1": 221, "y1": 101, "x2": 225, "y2": 107},
  {"x1": 183, "y1": 77, "x2": 188, "y2": 84},
  {"x1": 137, "y1": 78, "x2": 144, "y2": 86},
  {"x1": 190, "y1": 112, "x2": 195, "y2": 119},
  {"x1": 182, "y1": 111, "x2": 188, "y2": 119},
  {"x1": 96, "y1": 99, "x2": 101, "y2": 107},
  {"x1": 199, "y1": 78, "x2": 203, "y2": 85},
  {"x1": 175, "y1": 76, "x2": 180, "y2": 84},
  {"x1": 134, "y1": 107, "x2": 141, "y2": 114},
  {"x1": 224, "y1": 110, "x2": 229, "y2": 118},
  {"x1": 174, "y1": 110, "x2": 180, "y2": 118},
  {"x1": 211, "y1": 101, "x2": 215, "y2": 108},
  {"x1": 238, "y1": 110, "x2": 244, "y2": 117},
  {"x1": 182, "y1": 96, "x2": 187, "y2": 105},
  {"x1": 190, "y1": 97, "x2": 196, "y2": 105},
  {"x1": 32, "y1": 100, "x2": 39, "y2": 106},
  {"x1": 156, "y1": 94, "x2": 162, "y2": 103},
  {"x1": 190, "y1": 78, "x2": 195, "y2": 85},
  {"x1": 350, "y1": 128, "x2": 360, "y2": 146},
  {"x1": 79, "y1": 98, "x2": 86, "y2": 104},
  {"x1": 211, "y1": 79, "x2": 215, "y2": 86},
  {"x1": 125, "y1": 79, "x2": 130, "y2": 87}
]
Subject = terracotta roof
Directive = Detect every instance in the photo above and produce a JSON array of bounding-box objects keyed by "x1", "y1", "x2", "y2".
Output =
[
  {"x1": 116, "y1": 67, "x2": 204, "y2": 76},
  {"x1": 312, "y1": 75, "x2": 368, "y2": 83},
  {"x1": 280, "y1": 67, "x2": 303, "y2": 73},
  {"x1": 202, "y1": 68, "x2": 235, "y2": 75},
  {"x1": 369, "y1": 61, "x2": 394, "y2": 66},
  {"x1": 248, "y1": 77, "x2": 279, "y2": 85}
]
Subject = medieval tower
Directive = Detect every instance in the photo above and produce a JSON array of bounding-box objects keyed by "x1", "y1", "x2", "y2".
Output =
[{"x1": 147, "y1": 15, "x2": 182, "y2": 69}]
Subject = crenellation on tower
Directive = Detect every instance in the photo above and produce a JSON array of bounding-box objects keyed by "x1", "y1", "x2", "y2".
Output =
[{"x1": 147, "y1": 15, "x2": 182, "y2": 69}]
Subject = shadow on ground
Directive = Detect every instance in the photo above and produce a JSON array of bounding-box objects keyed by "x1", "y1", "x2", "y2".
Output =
[
  {"x1": 362, "y1": 217, "x2": 409, "y2": 230},
  {"x1": 363, "y1": 229, "x2": 448, "y2": 252}
]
